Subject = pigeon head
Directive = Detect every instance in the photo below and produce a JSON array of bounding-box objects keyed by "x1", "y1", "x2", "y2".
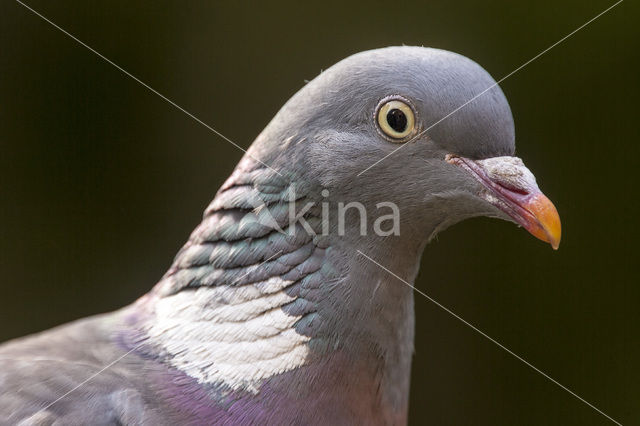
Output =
[{"x1": 253, "y1": 46, "x2": 560, "y2": 249}]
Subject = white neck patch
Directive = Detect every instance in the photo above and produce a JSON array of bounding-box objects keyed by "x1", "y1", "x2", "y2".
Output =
[{"x1": 145, "y1": 278, "x2": 311, "y2": 393}]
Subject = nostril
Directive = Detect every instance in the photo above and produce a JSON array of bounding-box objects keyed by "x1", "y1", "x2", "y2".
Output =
[{"x1": 495, "y1": 181, "x2": 529, "y2": 195}]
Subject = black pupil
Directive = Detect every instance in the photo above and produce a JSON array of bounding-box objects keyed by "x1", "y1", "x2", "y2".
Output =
[{"x1": 386, "y1": 109, "x2": 407, "y2": 133}]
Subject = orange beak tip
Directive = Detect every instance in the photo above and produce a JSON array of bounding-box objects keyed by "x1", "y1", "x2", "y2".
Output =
[{"x1": 525, "y1": 193, "x2": 561, "y2": 250}]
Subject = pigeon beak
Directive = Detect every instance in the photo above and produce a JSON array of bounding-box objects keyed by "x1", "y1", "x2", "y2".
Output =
[{"x1": 446, "y1": 154, "x2": 561, "y2": 250}]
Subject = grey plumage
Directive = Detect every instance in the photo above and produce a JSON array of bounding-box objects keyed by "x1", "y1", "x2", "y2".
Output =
[{"x1": 0, "y1": 46, "x2": 559, "y2": 425}]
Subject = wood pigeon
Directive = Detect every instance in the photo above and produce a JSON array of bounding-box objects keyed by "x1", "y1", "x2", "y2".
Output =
[{"x1": 0, "y1": 46, "x2": 560, "y2": 425}]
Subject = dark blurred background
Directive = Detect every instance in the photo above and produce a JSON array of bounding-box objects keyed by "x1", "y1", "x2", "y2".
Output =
[{"x1": 1, "y1": 1, "x2": 638, "y2": 424}]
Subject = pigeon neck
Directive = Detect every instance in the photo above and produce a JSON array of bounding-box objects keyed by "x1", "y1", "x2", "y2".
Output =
[{"x1": 136, "y1": 159, "x2": 435, "y2": 419}]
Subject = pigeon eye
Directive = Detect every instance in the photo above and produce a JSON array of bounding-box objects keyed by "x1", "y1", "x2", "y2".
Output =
[{"x1": 376, "y1": 99, "x2": 416, "y2": 141}]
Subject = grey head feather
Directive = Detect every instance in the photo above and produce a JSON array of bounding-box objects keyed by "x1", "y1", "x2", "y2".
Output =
[{"x1": 258, "y1": 46, "x2": 514, "y2": 165}]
